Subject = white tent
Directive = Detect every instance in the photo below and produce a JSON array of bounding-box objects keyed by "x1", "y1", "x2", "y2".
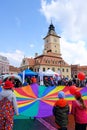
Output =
[
  {"x1": 38, "y1": 69, "x2": 44, "y2": 85},
  {"x1": 43, "y1": 69, "x2": 59, "y2": 76}
]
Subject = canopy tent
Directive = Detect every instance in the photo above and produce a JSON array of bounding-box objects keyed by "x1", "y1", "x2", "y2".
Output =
[
  {"x1": 38, "y1": 69, "x2": 60, "y2": 86},
  {"x1": 19, "y1": 69, "x2": 38, "y2": 77},
  {"x1": 3, "y1": 74, "x2": 22, "y2": 82},
  {"x1": 38, "y1": 69, "x2": 44, "y2": 85},
  {"x1": 18, "y1": 69, "x2": 38, "y2": 83},
  {"x1": 3, "y1": 74, "x2": 22, "y2": 88},
  {"x1": 43, "y1": 69, "x2": 59, "y2": 76}
]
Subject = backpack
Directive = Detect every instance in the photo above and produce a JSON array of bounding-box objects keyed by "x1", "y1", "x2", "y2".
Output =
[{"x1": 0, "y1": 96, "x2": 14, "y2": 119}]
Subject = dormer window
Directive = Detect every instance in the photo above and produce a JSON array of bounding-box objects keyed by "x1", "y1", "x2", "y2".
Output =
[
  {"x1": 23, "y1": 60, "x2": 25, "y2": 64},
  {"x1": 54, "y1": 38, "x2": 57, "y2": 42}
]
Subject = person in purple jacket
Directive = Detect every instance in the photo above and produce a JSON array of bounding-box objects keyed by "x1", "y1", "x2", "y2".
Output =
[{"x1": 71, "y1": 91, "x2": 87, "y2": 130}]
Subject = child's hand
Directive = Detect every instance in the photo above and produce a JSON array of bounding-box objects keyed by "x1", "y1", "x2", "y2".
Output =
[{"x1": 16, "y1": 113, "x2": 19, "y2": 116}]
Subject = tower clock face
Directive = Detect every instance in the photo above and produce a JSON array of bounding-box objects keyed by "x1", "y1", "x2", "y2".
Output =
[{"x1": 54, "y1": 38, "x2": 57, "y2": 42}]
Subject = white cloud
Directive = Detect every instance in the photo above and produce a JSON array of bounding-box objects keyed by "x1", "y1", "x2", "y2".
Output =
[
  {"x1": 61, "y1": 38, "x2": 87, "y2": 65},
  {"x1": 40, "y1": 0, "x2": 87, "y2": 41},
  {"x1": 29, "y1": 44, "x2": 35, "y2": 48},
  {"x1": 0, "y1": 50, "x2": 24, "y2": 67},
  {"x1": 40, "y1": 0, "x2": 87, "y2": 65}
]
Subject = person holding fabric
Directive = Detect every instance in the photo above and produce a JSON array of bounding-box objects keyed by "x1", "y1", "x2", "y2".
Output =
[
  {"x1": 0, "y1": 79, "x2": 19, "y2": 130},
  {"x1": 71, "y1": 91, "x2": 87, "y2": 130},
  {"x1": 53, "y1": 91, "x2": 69, "y2": 130}
]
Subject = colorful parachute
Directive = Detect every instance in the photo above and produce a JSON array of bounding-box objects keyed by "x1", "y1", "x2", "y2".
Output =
[{"x1": 14, "y1": 84, "x2": 87, "y2": 117}]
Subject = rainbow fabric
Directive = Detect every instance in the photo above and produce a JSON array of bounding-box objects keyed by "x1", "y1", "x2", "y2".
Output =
[{"x1": 14, "y1": 84, "x2": 87, "y2": 117}]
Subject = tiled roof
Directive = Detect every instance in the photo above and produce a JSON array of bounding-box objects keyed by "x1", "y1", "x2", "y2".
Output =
[
  {"x1": 34, "y1": 54, "x2": 69, "y2": 67},
  {"x1": 9, "y1": 65, "x2": 20, "y2": 73}
]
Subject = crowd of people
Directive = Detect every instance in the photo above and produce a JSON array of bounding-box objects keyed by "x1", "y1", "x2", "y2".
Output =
[
  {"x1": 43, "y1": 76, "x2": 87, "y2": 88},
  {"x1": 0, "y1": 73, "x2": 87, "y2": 88},
  {"x1": 22, "y1": 75, "x2": 87, "y2": 88},
  {"x1": 0, "y1": 74, "x2": 87, "y2": 130}
]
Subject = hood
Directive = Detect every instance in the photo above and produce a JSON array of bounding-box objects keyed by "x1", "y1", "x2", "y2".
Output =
[
  {"x1": 55, "y1": 99, "x2": 67, "y2": 107},
  {"x1": 0, "y1": 89, "x2": 13, "y2": 97}
]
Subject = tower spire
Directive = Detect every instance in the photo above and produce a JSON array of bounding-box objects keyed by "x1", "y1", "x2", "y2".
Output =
[{"x1": 47, "y1": 22, "x2": 56, "y2": 35}]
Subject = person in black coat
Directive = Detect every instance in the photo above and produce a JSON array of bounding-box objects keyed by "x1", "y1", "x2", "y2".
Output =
[{"x1": 53, "y1": 91, "x2": 69, "y2": 130}]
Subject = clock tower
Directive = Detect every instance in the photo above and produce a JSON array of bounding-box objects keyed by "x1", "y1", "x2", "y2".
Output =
[
  {"x1": 21, "y1": 23, "x2": 71, "y2": 79},
  {"x1": 43, "y1": 23, "x2": 61, "y2": 57}
]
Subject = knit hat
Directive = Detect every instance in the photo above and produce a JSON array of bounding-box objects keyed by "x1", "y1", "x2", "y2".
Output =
[
  {"x1": 74, "y1": 91, "x2": 82, "y2": 99},
  {"x1": 3, "y1": 80, "x2": 14, "y2": 89},
  {"x1": 58, "y1": 91, "x2": 65, "y2": 98}
]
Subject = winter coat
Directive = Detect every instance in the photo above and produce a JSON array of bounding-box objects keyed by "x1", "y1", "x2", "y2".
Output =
[
  {"x1": 0, "y1": 88, "x2": 18, "y2": 115},
  {"x1": 53, "y1": 98, "x2": 69, "y2": 127},
  {"x1": 71, "y1": 100, "x2": 87, "y2": 124}
]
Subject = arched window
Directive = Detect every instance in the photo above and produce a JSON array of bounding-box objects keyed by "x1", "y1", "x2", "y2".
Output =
[
  {"x1": 62, "y1": 68, "x2": 64, "y2": 72},
  {"x1": 37, "y1": 68, "x2": 39, "y2": 72},
  {"x1": 52, "y1": 67, "x2": 55, "y2": 71},
  {"x1": 48, "y1": 60, "x2": 50, "y2": 64},
  {"x1": 35, "y1": 68, "x2": 36, "y2": 72},
  {"x1": 43, "y1": 68, "x2": 45, "y2": 72},
  {"x1": 66, "y1": 69, "x2": 68, "y2": 72}
]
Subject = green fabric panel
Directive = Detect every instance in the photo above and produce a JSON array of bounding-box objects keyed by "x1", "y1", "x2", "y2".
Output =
[
  {"x1": 38, "y1": 85, "x2": 47, "y2": 97},
  {"x1": 13, "y1": 118, "x2": 49, "y2": 130},
  {"x1": 19, "y1": 101, "x2": 39, "y2": 117},
  {"x1": 14, "y1": 115, "x2": 30, "y2": 119},
  {"x1": 13, "y1": 119, "x2": 35, "y2": 130}
]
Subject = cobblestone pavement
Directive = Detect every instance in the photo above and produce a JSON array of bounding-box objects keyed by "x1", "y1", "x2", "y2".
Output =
[{"x1": 13, "y1": 118, "x2": 49, "y2": 130}]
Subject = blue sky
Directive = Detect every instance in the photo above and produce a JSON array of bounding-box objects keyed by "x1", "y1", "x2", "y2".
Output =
[{"x1": 0, "y1": 0, "x2": 87, "y2": 67}]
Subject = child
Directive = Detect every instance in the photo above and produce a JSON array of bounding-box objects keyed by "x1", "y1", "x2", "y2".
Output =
[
  {"x1": 53, "y1": 91, "x2": 69, "y2": 130},
  {"x1": 0, "y1": 80, "x2": 19, "y2": 130},
  {"x1": 71, "y1": 91, "x2": 87, "y2": 130}
]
